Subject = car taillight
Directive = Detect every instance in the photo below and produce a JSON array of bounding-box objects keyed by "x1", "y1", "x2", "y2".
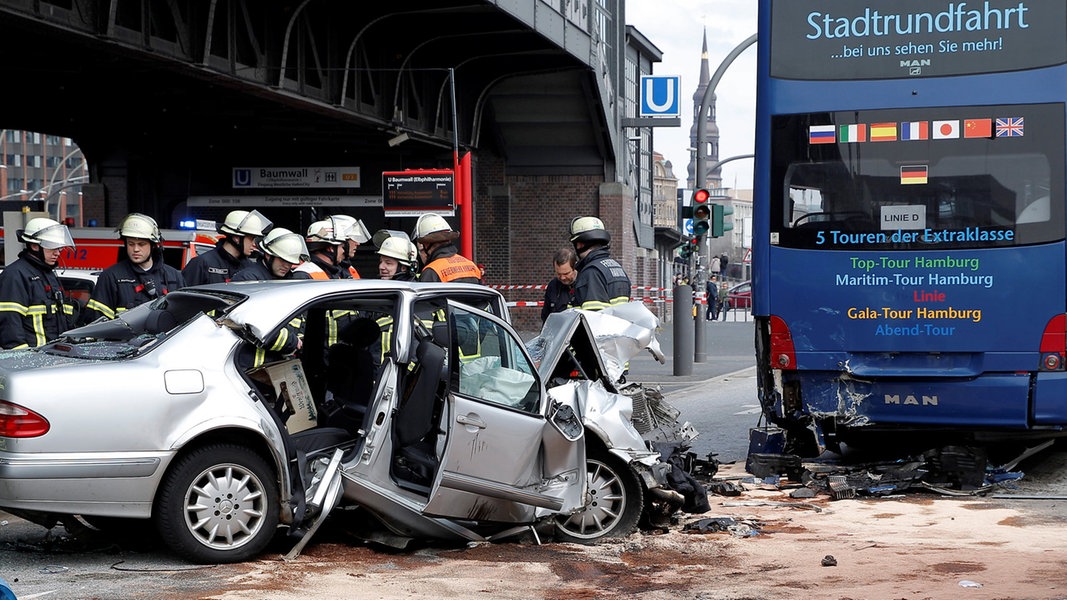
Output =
[
  {"x1": 1039, "y1": 314, "x2": 1066, "y2": 371},
  {"x1": 0, "y1": 400, "x2": 50, "y2": 438},
  {"x1": 769, "y1": 315, "x2": 797, "y2": 370}
]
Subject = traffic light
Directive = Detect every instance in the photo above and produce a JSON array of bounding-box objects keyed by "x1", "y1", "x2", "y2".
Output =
[
  {"x1": 710, "y1": 203, "x2": 735, "y2": 237},
  {"x1": 692, "y1": 188, "x2": 711, "y2": 239},
  {"x1": 678, "y1": 236, "x2": 699, "y2": 259}
]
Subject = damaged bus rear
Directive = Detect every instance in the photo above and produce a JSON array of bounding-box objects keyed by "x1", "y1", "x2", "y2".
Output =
[{"x1": 753, "y1": 0, "x2": 1067, "y2": 454}]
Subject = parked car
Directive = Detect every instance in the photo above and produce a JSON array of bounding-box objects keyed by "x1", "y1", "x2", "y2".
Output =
[
  {"x1": 723, "y1": 280, "x2": 751, "y2": 310},
  {"x1": 0, "y1": 281, "x2": 688, "y2": 563}
]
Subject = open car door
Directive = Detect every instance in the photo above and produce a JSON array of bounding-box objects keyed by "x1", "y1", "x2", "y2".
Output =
[{"x1": 422, "y1": 301, "x2": 585, "y2": 520}]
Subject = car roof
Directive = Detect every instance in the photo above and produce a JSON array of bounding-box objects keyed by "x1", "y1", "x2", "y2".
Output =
[{"x1": 187, "y1": 279, "x2": 504, "y2": 343}]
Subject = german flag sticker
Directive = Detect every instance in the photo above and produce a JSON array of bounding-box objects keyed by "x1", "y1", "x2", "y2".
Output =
[{"x1": 900, "y1": 164, "x2": 928, "y2": 185}]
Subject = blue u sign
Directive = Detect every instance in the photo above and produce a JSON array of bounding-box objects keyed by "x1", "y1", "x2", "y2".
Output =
[{"x1": 640, "y1": 76, "x2": 681, "y2": 117}]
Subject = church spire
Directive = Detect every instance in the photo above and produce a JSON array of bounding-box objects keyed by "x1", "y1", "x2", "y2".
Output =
[{"x1": 687, "y1": 27, "x2": 721, "y2": 190}]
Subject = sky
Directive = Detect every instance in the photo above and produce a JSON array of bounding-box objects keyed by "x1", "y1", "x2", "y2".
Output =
[{"x1": 626, "y1": 0, "x2": 758, "y2": 191}]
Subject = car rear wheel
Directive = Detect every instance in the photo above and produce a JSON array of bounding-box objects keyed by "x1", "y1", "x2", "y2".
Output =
[
  {"x1": 555, "y1": 447, "x2": 643, "y2": 543},
  {"x1": 155, "y1": 443, "x2": 279, "y2": 563}
]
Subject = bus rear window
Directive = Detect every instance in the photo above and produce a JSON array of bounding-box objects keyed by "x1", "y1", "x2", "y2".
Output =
[{"x1": 771, "y1": 103, "x2": 1065, "y2": 250}]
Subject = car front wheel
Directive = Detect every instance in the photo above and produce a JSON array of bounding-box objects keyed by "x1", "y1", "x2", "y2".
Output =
[
  {"x1": 555, "y1": 447, "x2": 643, "y2": 543},
  {"x1": 155, "y1": 443, "x2": 279, "y2": 563}
]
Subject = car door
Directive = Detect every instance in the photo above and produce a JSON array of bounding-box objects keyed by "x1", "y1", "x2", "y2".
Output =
[{"x1": 422, "y1": 301, "x2": 584, "y2": 521}]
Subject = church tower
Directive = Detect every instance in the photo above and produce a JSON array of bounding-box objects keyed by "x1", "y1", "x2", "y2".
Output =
[{"x1": 687, "y1": 29, "x2": 721, "y2": 191}]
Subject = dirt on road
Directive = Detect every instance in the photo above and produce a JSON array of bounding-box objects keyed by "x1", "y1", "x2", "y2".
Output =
[{"x1": 196, "y1": 465, "x2": 1067, "y2": 600}]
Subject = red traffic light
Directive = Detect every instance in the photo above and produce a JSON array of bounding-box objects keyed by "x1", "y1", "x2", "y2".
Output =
[{"x1": 693, "y1": 188, "x2": 710, "y2": 204}]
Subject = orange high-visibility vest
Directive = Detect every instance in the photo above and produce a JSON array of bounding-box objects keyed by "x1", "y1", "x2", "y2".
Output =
[{"x1": 424, "y1": 255, "x2": 481, "y2": 282}]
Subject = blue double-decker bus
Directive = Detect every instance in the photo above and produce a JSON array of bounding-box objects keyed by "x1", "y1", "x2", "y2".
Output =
[{"x1": 753, "y1": 0, "x2": 1067, "y2": 455}]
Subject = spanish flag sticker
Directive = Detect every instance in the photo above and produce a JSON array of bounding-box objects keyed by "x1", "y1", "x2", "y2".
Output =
[{"x1": 900, "y1": 165, "x2": 928, "y2": 185}]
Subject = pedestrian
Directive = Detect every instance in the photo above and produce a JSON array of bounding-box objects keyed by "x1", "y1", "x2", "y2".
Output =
[
  {"x1": 720, "y1": 253, "x2": 730, "y2": 280},
  {"x1": 569, "y1": 216, "x2": 631, "y2": 311},
  {"x1": 182, "y1": 209, "x2": 273, "y2": 286},
  {"x1": 720, "y1": 280, "x2": 730, "y2": 321},
  {"x1": 411, "y1": 213, "x2": 481, "y2": 283},
  {"x1": 705, "y1": 275, "x2": 720, "y2": 321},
  {"x1": 232, "y1": 227, "x2": 310, "y2": 282},
  {"x1": 709, "y1": 254, "x2": 721, "y2": 278},
  {"x1": 81, "y1": 213, "x2": 185, "y2": 324},
  {"x1": 292, "y1": 217, "x2": 348, "y2": 280},
  {"x1": 329, "y1": 214, "x2": 372, "y2": 279},
  {"x1": 376, "y1": 235, "x2": 418, "y2": 281},
  {"x1": 0, "y1": 218, "x2": 77, "y2": 348},
  {"x1": 541, "y1": 247, "x2": 577, "y2": 322}
]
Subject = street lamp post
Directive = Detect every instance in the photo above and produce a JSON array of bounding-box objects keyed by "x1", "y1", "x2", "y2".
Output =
[{"x1": 692, "y1": 33, "x2": 757, "y2": 364}]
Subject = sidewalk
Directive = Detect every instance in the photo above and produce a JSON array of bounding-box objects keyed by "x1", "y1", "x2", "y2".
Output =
[{"x1": 623, "y1": 309, "x2": 756, "y2": 386}]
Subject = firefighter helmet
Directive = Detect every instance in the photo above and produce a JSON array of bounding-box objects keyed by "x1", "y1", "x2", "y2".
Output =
[
  {"x1": 18, "y1": 217, "x2": 75, "y2": 250},
  {"x1": 116, "y1": 213, "x2": 162, "y2": 243},
  {"x1": 377, "y1": 236, "x2": 417, "y2": 267},
  {"x1": 412, "y1": 213, "x2": 458, "y2": 243},
  {"x1": 569, "y1": 216, "x2": 611, "y2": 245},
  {"x1": 219, "y1": 209, "x2": 272, "y2": 237},
  {"x1": 330, "y1": 215, "x2": 372, "y2": 244},
  {"x1": 306, "y1": 218, "x2": 346, "y2": 245},
  {"x1": 260, "y1": 227, "x2": 310, "y2": 264}
]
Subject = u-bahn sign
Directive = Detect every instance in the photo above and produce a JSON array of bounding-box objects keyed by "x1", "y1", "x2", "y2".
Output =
[
  {"x1": 640, "y1": 75, "x2": 681, "y2": 117},
  {"x1": 382, "y1": 169, "x2": 454, "y2": 217}
]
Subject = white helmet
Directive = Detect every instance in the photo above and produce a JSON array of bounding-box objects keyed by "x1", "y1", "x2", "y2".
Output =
[
  {"x1": 18, "y1": 217, "x2": 75, "y2": 250},
  {"x1": 116, "y1": 213, "x2": 162, "y2": 243},
  {"x1": 329, "y1": 215, "x2": 372, "y2": 244},
  {"x1": 569, "y1": 216, "x2": 611, "y2": 245},
  {"x1": 219, "y1": 209, "x2": 272, "y2": 237},
  {"x1": 412, "y1": 213, "x2": 454, "y2": 241},
  {"x1": 306, "y1": 218, "x2": 346, "y2": 245},
  {"x1": 260, "y1": 227, "x2": 310, "y2": 264},
  {"x1": 377, "y1": 236, "x2": 417, "y2": 267}
]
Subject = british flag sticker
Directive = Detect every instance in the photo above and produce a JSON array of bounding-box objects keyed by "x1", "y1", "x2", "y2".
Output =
[{"x1": 995, "y1": 117, "x2": 1024, "y2": 137}]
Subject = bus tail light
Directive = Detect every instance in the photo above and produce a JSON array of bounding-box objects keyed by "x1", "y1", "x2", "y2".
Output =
[
  {"x1": 769, "y1": 315, "x2": 797, "y2": 370},
  {"x1": 1039, "y1": 314, "x2": 1066, "y2": 371},
  {"x1": 0, "y1": 400, "x2": 50, "y2": 438}
]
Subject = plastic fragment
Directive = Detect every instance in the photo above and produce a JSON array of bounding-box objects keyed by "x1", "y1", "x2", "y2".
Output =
[{"x1": 959, "y1": 580, "x2": 983, "y2": 588}]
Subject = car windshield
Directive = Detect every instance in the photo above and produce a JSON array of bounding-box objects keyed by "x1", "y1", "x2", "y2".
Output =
[{"x1": 42, "y1": 290, "x2": 240, "y2": 360}]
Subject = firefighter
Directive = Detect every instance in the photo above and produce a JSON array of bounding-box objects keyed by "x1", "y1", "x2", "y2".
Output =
[
  {"x1": 329, "y1": 214, "x2": 372, "y2": 279},
  {"x1": 0, "y1": 217, "x2": 78, "y2": 348},
  {"x1": 292, "y1": 217, "x2": 347, "y2": 280},
  {"x1": 411, "y1": 213, "x2": 481, "y2": 283},
  {"x1": 569, "y1": 216, "x2": 631, "y2": 311},
  {"x1": 232, "y1": 227, "x2": 310, "y2": 282},
  {"x1": 182, "y1": 209, "x2": 273, "y2": 286},
  {"x1": 233, "y1": 228, "x2": 309, "y2": 369},
  {"x1": 81, "y1": 213, "x2": 185, "y2": 324},
  {"x1": 377, "y1": 235, "x2": 418, "y2": 281}
]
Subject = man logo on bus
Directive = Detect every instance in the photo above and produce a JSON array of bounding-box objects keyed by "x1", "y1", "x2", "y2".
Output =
[{"x1": 885, "y1": 394, "x2": 938, "y2": 406}]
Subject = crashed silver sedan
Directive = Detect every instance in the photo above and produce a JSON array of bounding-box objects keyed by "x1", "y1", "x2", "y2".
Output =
[{"x1": 0, "y1": 281, "x2": 687, "y2": 563}]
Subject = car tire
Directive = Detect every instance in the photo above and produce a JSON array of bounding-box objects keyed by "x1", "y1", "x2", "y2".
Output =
[
  {"x1": 155, "y1": 443, "x2": 279, "y2": 563},
  {"x1": 555, "y1": 447, "x2": 643, "y2": 543}
]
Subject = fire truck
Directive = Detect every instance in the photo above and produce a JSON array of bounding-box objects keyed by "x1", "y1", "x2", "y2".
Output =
[{"x1": 0, "y1": 226, "x2": 220, "y2": 271}]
